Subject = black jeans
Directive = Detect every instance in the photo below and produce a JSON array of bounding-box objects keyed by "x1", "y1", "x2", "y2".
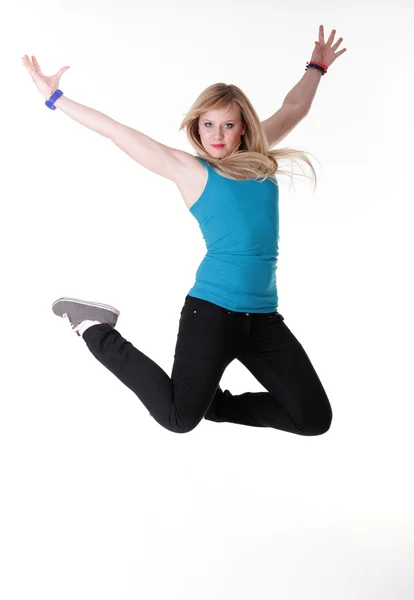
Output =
[{"x1": 83, "y1": 295, "x2": 332, "y2": 435}]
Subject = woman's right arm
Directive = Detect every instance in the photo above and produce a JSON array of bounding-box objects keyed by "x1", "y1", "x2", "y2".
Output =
[
  {"x1": 22, "y1": 55, "x2": 190, "y2": 182},
  {"x1": 51, "y1": 96, "x2": 184, "y2": 182},
  {"x1": 52, "y1": 95, "x2": 117, "y2": 139}
]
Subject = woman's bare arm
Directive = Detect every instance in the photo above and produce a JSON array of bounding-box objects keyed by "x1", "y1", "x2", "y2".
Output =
[
  {"x1": 22, "y1": 56, "x2": 191, "y2": 182},
  {"x1": 52, "y1": 95, "x2": 117, "y2": 138},
  {"x1": 52, "y1": 95, "x2": 185, "y2": 181}
]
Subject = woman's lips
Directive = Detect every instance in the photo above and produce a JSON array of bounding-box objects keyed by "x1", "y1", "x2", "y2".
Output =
[{"x1": 212, "y1": 144, "x2": 225, "y2": 148}]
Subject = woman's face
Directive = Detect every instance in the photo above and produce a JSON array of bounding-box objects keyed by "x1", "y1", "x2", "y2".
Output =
[{"x1": 198, "y1": 102, "x2": 246, "y2": 158}]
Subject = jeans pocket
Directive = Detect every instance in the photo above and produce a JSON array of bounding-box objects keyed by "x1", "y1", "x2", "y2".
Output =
[
  {"x1": 269, "y1": 312, "x2": 284, "y2": 321},
  {"x1": 183, "y1": 296, "x2": 229, "y2": 319},
  {"x1": 189, "y1": 305, "x2": 229, "y2": 319}
]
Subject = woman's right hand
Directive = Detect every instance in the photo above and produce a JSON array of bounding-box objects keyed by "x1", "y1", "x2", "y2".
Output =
[{"x1": 22, "y1": 55, "x2": 71, "y2": 99}]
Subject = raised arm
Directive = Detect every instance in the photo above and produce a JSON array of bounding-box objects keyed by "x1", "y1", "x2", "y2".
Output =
[
  {"x1": 46, "y1": 94, "x2": 186, "y2": 182},
  {"x1": 260, "y1": 103, "x2": 307, "y2": 148},
  {"x1": 22, "y1": 55, "x2": 188, "y2": 182}
]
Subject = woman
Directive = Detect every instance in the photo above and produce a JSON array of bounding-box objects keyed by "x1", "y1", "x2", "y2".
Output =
[{"x1": 22, "y1": 26, "x2": 346, "y2": 435}]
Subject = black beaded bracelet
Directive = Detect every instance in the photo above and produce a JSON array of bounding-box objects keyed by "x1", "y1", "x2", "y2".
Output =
[{"x1": 305, "y1": 62, "x2": 327, "y2": 76}]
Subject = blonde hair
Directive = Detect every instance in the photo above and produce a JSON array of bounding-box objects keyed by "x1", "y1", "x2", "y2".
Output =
[{"x1": 179, "y1": 82, "x2": 318, "y2": 191}]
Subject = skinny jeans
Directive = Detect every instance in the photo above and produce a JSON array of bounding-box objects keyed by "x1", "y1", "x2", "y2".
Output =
[{"x1": 82, "y1": 295, "x2": 332, "y2": 435}]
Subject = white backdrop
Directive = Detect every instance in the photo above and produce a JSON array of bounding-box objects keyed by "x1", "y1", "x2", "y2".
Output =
[{"x1": 2, "y1": 0, "x2": 414, "y2": 598}]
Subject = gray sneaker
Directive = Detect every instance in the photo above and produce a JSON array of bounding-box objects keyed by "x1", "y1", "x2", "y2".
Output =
[{"x1": 52, "y1": 297, "x2": 120, "y2": 336}]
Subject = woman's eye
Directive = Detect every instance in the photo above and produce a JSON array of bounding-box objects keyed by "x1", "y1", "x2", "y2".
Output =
[{"x1": 204, "y1": 123, "x2": 233, "y2": 128}]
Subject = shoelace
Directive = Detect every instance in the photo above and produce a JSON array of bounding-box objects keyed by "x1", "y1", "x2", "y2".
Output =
[{"x1": 62, "y1": 311, "x2": 81, "y2": 332}]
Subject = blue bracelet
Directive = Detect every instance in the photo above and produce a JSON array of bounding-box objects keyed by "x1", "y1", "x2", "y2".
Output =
[{"x1": 45, "y1": 89, "x2": 64, "y2": 110}]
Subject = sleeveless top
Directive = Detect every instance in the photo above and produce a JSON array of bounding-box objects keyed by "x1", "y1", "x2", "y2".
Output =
[{"x1": 187, "y1": 156, "x2": 280, "y2": 313}]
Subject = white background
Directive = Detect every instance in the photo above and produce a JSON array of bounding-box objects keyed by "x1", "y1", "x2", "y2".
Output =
[{"x1": 1, "y1": 0, "x2": 414, "y2": 598}]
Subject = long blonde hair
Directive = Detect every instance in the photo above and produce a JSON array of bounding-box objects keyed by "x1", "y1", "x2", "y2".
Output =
[{"x1": 179, "y1": 82, "x2": 317, "y2": 191}]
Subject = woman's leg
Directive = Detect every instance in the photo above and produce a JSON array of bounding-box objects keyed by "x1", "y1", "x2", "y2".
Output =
[
  {"x1": 205, "y1": 312, "x2": 332, "y2": 436},
  {"x1": 82, "y1": 296, "x2": 235, "y2": 434}
]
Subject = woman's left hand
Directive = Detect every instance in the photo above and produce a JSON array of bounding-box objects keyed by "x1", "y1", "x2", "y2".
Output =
[{"x1": 310, "y1": 25, "x2": 347, "y2": 68}]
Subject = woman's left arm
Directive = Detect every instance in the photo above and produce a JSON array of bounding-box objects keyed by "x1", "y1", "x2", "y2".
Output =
[{"x1": 283, "y1": 25, "x2": 347, "y2": 112}]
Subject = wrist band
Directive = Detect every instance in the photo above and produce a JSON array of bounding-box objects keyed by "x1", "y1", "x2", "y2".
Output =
[
  {"x1": 45, "y1": 89, "x2": 64, "y2": 110},
  {"x1": 306, "y1": 62, "x2": 328, "y2": 75}
]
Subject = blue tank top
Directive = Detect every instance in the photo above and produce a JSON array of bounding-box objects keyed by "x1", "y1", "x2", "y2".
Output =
[{"x1": 187, "y1": 156, "x2": 280, "y2": 313}]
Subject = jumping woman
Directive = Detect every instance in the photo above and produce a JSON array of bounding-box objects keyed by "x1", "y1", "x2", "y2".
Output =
[{"x1": 22, "y1": 25, "x2": 346, "y2": 435}]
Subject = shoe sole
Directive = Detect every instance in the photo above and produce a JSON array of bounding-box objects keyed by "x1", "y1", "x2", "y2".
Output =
[{"x1": 52, "y1": 296, "x2": 120, "y2": 328}]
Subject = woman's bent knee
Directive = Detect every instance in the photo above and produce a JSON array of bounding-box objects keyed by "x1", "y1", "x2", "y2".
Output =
[
  {"x1": 161, "y1": 411, "x2": 203, "y2": 434},
  {"x1": 296, "y1": 410, "x2": 333, "y2": 436}
]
